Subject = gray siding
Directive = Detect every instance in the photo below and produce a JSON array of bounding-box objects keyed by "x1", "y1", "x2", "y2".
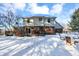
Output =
[
  {"x1": 44, "y1": 18, "x2": 54, "y2": 26},
  {"x1": 25, "y1": 17, "x2": 55, "y2": 26},
  {"x1": 33, "y1": 18, "x2": 44, "y2": 26},
  {"x1": 23, "y1": 17, "x2": 62, "y2": 29}
]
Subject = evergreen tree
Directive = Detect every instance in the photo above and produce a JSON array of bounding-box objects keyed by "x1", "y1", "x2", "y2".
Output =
[{"x1": 69, "y1": 8, "x2": 79, "y2": 31}]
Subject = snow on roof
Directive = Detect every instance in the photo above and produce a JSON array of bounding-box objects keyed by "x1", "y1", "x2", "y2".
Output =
[
  {"x1": 54, "y1": 21, "x2": 63, "y2": 29},
  {"x1": 23, "y1": 15, "x2": 56, "y2": 19}
]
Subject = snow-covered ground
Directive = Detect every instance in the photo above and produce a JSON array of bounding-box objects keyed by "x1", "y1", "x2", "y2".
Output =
[{"x1": 0, "y1": 33, "x2": 79, "y2": 56}]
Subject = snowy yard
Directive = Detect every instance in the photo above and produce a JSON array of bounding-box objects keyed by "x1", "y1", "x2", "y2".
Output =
[{"x1": 0, "y1": 34, "x2": 79, "y2": 56}]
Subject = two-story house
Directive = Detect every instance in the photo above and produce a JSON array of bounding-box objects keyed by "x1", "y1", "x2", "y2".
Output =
[{"x1": 14, "y1": 16, "x2": 63, "y2": 36}]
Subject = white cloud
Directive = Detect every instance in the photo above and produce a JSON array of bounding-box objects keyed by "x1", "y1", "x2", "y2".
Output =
[
  {"x1": 50, "y1": 4, "x2": 64, "y2": 15},
  {"x1": 1, "y1": 3, "x2": 64, "y2": 15},
  {"x1": 27, "y1": 3, "x2": 65, "y2": 15},
  {"x1": 69, "y1": 9, "x2": 75, "y2": 16},
  {"x1": 56, "y1": 17, "x2": 71, "y2": 26},
  {"x1": 27, "y1": 3, "x2": 49, "y2": 14},
  {"x1": 0, "y1": 4, "x2": 12, "y2": 14},
  {"x1": 0, "y1": 7, "x2": 6, "y2": 13},
  {"x1": 14, "y1": 3, "x2": 26, "y2": 11},
  {"x1": 0, "y1": 3, "x2": 26, "y2": 14},
  {"x1": 1, "y1": 3, "x2": 26, "y2": 11},
  {"x1": 69, "y1": 4, "x2": 79, "y2": 16}
]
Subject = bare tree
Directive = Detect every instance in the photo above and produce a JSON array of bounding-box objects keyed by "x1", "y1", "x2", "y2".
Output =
[
  {"x1": 0, "y1": 3, "x2": 24, "y2": 36},
  {"x1": 0, "y1": 13, "x2": 9, "y2": 30}
]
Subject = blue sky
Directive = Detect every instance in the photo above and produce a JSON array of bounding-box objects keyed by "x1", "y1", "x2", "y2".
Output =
[{"x1": 0, "y1": 3, "x2": 79, "y2": 25}]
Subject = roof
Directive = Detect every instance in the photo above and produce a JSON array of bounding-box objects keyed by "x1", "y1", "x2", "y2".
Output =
[
  {"x1": 54, "y1": 21, "x2": 63, "y2": 29},
  {"x1": 23, "y1": 15, "x2": 56, "y2": 19}
]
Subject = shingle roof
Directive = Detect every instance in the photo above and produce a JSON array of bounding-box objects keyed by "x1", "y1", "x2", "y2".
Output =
[
  {"x1": 54, "y1": 21, "x2": 63, "y2": 29},
  {"x1": 23, "y1": 15, "x2": 56, "y2": 19}
]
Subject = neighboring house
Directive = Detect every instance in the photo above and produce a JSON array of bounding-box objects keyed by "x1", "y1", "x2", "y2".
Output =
[
  {"x1": 0, "y1": 25, "x2": 5, "y2": 35},
  {"x1": 0, "y1": 25, "x2": 14, "y2": 36},
  {"x1": 5, "y1": 27, "x2": 14, "y2": 36},
  {"x1": 63, "y1": 24, "x2": 72, "y2": 33},
  {"x1": 14, "y1": 16, "x2": 63, "y2": 36}
]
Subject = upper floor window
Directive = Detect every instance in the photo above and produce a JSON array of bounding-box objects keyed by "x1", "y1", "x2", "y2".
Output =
[
  {"x1": 39, "y1": 18, "x2": 42, "y2": 21},
  {"x1": 24, "y1": 18, "x2": 33, "y2": 23},
  {"x1": 30, "y1": 19, "x2": 33, "y2": 23},
  {"x1": 48, "y1": 18, "x2": 51, "y2": 23},
  {"x1": 27, "y1": 18, "x2": 30, "y2": 23}
]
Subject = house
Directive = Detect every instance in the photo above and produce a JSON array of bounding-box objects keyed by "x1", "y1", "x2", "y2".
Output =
[
  {"x1": 0, "y1": 25, "x2": 5, "y2": 35},
  {"x1": 13, "y1": 16, "x2": 63, "y2": 36},
  {"x1": 63, "y1": 24, "x2": 72, "y2": 33}
]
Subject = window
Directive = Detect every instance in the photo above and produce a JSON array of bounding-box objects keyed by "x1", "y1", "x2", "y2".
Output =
[
  {"x1": 48, "y1": 18, "x2": 50, "y2": 23},
  {"x1": 24, "y1": 18, "x2": 33, "y2": 23},
  {"x1": 30, "y1": 19, "x2": 33, "y2": 23},
  {"x1": 39, "y1": 18, "x2": 42, "y2": 21},
  {"x1": 27, "y1": 18, "x2": 30, "y2": 23},
  {"x1": 24, "y1": 19, "x2": 27, "y2": 22}
]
